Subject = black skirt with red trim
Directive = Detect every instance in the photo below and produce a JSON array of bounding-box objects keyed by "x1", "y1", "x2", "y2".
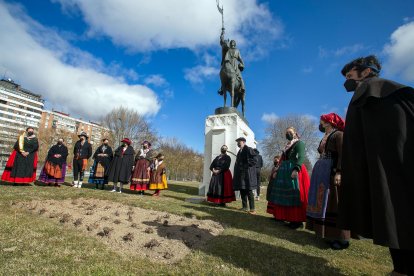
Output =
[
  {"x1": 207, "y1": 170, "x2": 236, "y2": 204},
  {"x1": 1, "y1": 150, "x2": 38, "y2": 184}
]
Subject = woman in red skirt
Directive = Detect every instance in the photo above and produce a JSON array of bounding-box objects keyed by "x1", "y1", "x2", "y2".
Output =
[
  {"x1": 1, "y1": 127, "x2": 38, "y2": 185},
  {"x1": 267, "y1": 127, "x2": 310, "y2": 229},
  {"x1": 206, "y1": 145, "x2": 236, "y2": 206},
  {"x1": 131, "y1": 141, "x2": 155, "y2": 195}
]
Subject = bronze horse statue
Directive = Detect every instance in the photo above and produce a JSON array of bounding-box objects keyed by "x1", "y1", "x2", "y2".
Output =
[{"x1": 219, "y1": 61, "x2": 245, "y2": 116}]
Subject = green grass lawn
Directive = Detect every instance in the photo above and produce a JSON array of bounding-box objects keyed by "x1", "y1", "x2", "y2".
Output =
[{"x1": 0, "y1": 180, "x2": 391, "y2": 275}]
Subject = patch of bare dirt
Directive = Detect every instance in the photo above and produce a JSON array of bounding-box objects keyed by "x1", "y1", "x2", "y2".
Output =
[{"x1": 15, "y1": 199, "x2": 223, "y2": 264}]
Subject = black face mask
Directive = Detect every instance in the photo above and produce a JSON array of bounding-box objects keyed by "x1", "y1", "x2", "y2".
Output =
[
  {"x1": 122, "y1": 143, "x2": 127, "y2": 147},
  {"x1": 319, "y1": 124, "x2": 326, "y2": 133},
  {"x1": 143, "y1": 145, "x2": 148, "y2": 149},
  {"x1": 285, "y1": 133, "x2": 294, "y2": 141},
  {"x1": 58, "y1": 141, "x2": 63, "y2": 145},
  {"x1": 344, "y1": 79, "x2": 358, "y2": 92},
  {"x1": 221, "y1": 150, "x2": 227, "y2": 154},
  {"x1": 27, "y1": 131, "x2": 34, "y2": 136}
]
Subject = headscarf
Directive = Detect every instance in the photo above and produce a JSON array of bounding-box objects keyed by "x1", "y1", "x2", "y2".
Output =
[{"x1": 320, "y1": 113, "x2": 345, "y2": 131}]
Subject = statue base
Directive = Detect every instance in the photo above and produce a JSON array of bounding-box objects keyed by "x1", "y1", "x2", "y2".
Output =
[
  {"x1": 199, "y1": 111, "x2": 256, "y2": 196},
  {"x1": 214, "y1": 107, "x2": 247, "y2": 124}
]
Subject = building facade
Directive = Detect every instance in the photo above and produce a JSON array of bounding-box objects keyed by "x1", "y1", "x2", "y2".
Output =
[
  {"x1": 0, "y1": 79, "x2": 44, "y2": 167},
  {"x1": 0, "y1": 79, "x2": 109, "y2": 169},
  {"x1": 39, "y1": 110, "x2": 109, "y2": 146}
]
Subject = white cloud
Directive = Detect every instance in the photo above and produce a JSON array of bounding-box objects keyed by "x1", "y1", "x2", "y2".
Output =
[
  {"x1": 261, "y1": 112, "x2": 279, "y2": 123},
  {"x1": 383, "y1": 21, "x2": 414, "y2": 81},
  {"x1": 52, "y1": 0, "x2": 284, "y2": 57},
  {"x1": 184, "y1": 52, "x2": 220, "y2": 85},
  {"x1": 184, "y1": 65, "x2": 219, "y2": 84},
  {"x1": 333, "y1": 44, "x2": 365, "y2": 57},
  {"x1": 144, "y1": 74, "x2": 168, "y2": 87},
  {"x1": 302, "y1": 114, "x2": 319, "y2": 122},
  {"x1": 162, "y1": 89, "x2": 174, "y2": 99},
  {"x1": 0, "y1": 2, "x2": 160, "y2": 120},
  {"x1": 302, "y1": 66, "x2": 313, "y2": 74},
  {"x1": 319, "y1": 44, "x2": 366, "y2": 58}
]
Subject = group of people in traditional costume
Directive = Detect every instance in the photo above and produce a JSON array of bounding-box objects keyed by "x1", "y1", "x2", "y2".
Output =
[
  {"x1": 206, "y1": 138, "x2": 261, "y2": 214},
  {"x1": 206, "y1": 55, "x2": 414, "y2": 274},
  {"x1": 1, "y1": 131, "x2": 168, "y2": 196},
  {"x1": 1, "y1": 54, "x2": 413, "y2": 275}
]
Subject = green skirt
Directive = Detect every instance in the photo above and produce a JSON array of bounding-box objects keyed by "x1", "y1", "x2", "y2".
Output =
[{"x1": 268, "y1": 161, "x2": 301, "y2": 206}]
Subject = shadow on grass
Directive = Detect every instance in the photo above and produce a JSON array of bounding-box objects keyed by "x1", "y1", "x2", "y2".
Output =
[
  {"x1": 183, "y1": 204, "x2": 329, "y2": 249},
  {"x1": 142, "y1": 220, "x2": 215, "y2": 250},
  {"x1": 0, "y1": 181, "x2": 33, "y2": 187},
  {"x1": 141, "y1": 220, "x2": 337, "y2": 275},
  {"x1": 202, "y1": 234, "x2": 341, "y2": 275},
  {"x1": 167, "y1": 183, "x2": 199, "y2": 196}
]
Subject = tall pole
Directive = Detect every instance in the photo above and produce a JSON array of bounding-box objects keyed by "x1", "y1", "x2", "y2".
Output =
[{"x1": 216, "y1": 0, "x2": 224, "y2": 30}]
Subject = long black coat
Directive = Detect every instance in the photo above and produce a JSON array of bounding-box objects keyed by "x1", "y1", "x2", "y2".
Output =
[
  {"x1": 46, "y1": 144, "x2": 68, "y2": 167},
  {"x1": 338, "y1": 77, "x2": 414, "y2": 250},
  {"x1": 107, "y1": 145, "x2": 135, "y2": 183},
  {"x1": 93, "y1": 145, "x2": 113, "y2": 173},
  {"x1": 233, "y1": 145, "x2": 257, "y2": 190},
  {"x1": 11, "y1": 137, "x2": 38, "y2": 178}
]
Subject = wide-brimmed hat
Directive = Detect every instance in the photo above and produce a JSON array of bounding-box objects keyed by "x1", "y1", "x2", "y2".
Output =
[
  {"x1": 121, "y1": 138, "x2": 132, "y2": 145},
  {"x1": 78, "y1": 131, "x2": 88, "y2": 138},
  {"x1": 235, "y1": 137, "x2": 246, "y2": 142}
]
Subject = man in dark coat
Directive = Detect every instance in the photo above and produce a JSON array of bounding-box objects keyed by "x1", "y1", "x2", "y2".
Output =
[
  {"x1": 338, "y1": 55, "x2": 414, "y2": 275},
  {"x1": 233, "y1": 137, "x2": 257, "y2": 214},
  {"x1": 108, "y1": 138, "x2": 135, "y2": 193},
  {"x1": 72, "y1": 132, "x2": 92, "y2": 188},
  {"x1": 253, "y1": 148, "x2": 263, "y2": 200}
]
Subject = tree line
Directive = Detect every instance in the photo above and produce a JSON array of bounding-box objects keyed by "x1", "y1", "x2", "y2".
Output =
[
  {"x1": 36, "y1": 106, "x2": 203, "y2": 181},
  {"x1": 22, "y1": 106, "x2": 321, "y2": 183}
]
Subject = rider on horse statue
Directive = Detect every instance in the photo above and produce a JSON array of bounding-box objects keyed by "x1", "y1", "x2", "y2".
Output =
[{"x1": 218, "y1": 28, "x2": 245, "y2": 95}]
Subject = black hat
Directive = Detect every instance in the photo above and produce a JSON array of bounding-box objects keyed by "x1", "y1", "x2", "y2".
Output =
[
  {"x1": 78, "y1": 131, "x2": 88, "y2": 138},
  {"x1": 235, "y1": 137, "x2": 246, "y2": 142}
]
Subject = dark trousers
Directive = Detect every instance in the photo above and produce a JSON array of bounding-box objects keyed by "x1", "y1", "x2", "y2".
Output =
[
  {"x1": 389, "y1": 248, "x2": 414, "y2": 275},
  {"x1": 256, "y1": 171, "x2": 261, "y2": 196},
  {"x1": 240, "y1": 189, "x2": 255, "y2": 211},
  {"x1": 73, "y1": 159, "x2": 85, "y2": 181}
]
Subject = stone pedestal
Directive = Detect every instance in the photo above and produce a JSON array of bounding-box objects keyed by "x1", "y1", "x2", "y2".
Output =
[{"x1": 199, "y1": 107, "x2": 256, "y2": 195}]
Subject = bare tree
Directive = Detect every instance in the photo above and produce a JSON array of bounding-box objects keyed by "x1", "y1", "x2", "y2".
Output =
[
  {"x1": 157, "y1": 137, "x2": 203, "y2": 181},
  {"x1": 102, "y1": 106, "x2": 158, "y2": 147},
  {"x1": 37, "y1": 128, "x2": 78, "y2": 166},
  {"x1": 261, "y1": 114, "x2": 320, "y2": 173}
]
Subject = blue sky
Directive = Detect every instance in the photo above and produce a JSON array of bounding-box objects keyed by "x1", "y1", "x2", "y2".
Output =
[{"x1": 1, "y1": 0, "x2": 414, "y2": 152}]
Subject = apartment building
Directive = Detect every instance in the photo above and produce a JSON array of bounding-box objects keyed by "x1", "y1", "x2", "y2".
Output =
[
  {"x1": 0, "y1": 79, "x2": 44, "y2": 167},
  {"x1": 39, "y1": 110, "x2": 108, "y2": 146}
]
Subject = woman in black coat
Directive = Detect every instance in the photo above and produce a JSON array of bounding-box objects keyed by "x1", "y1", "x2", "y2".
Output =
[
  {"x1": 207, "y1": 145, "x2": 236, "y2": 206},
  {"x1": 107, "y1": 138, "x2": 135, "y2": 193},
  {"x1": 88, "y1": 138, "x2": 113, "y2": 189}
]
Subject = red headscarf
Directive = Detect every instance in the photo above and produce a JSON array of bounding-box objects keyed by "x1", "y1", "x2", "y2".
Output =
[
  {"x1": 121, "y1": 138, "x2": 132, "y2": 146},
  {"x1": 320, "y1": 113, "x2": 345, "y2": 131}
]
